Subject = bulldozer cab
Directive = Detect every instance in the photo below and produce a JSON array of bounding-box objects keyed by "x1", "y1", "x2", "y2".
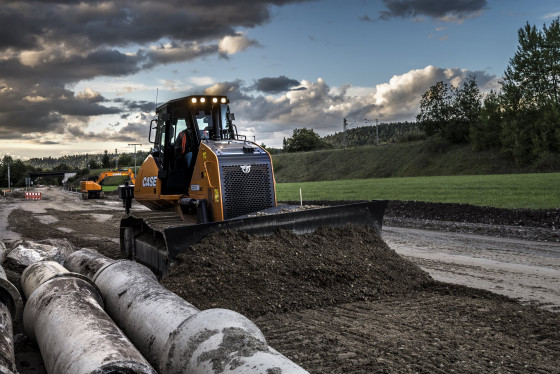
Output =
[{"x1": 150, "y1": 95, "x2": 235, "y2": 195}]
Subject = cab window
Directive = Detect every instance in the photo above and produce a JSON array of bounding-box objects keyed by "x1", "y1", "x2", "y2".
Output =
[
  {"x1": 172, "y1": 119, "x2": 188, "y2": 145},
  {"x1": 195, "y1": 111, "x2": 211, "y2": 139},
  {"x1": 157, "y1": 120, "x2": 166, "y2": 150}
]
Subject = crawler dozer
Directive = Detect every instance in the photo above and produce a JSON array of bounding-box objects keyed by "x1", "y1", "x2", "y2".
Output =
[
  {"x1": 81, "y1": 168, "x2": 135, "y2": 199},
  {"x1": 119, "y1": 95, "x2": 387, "y2": 277}
]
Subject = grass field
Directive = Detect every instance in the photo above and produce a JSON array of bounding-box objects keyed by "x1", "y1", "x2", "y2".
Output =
[
  {"x1": 276, "y1": 173, "x2": 560, "y2": 209},
  {"x1": 271, "y1": 141, "x2": 543, "y2": 183}
]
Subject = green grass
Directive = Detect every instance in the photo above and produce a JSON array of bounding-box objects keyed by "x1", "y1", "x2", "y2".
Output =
[
  {"x1": 276, "y1": 173, "x2": 560, "y2": 209},
  {"x1": 271, "y1": 141, "x2": 542, "y2": 183}
]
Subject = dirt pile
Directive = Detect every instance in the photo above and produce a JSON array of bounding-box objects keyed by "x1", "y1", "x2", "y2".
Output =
[
  {"x1": 283, "y1": 200, "x2": 559, "y2": 241},
  {"x1": 284, "y1": 200, "x2": 559, "y2": 229},
  {"x1": 161, "y1": 225, "x2": 432, "y2": 318},
  {"x1": 386, "y1": 200, "x2": 559, "y2": 228}
]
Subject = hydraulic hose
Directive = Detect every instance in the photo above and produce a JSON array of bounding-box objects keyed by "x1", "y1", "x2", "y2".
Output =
[{"x1": 66, "y1": 249, "x2": 308, "y2": 374}]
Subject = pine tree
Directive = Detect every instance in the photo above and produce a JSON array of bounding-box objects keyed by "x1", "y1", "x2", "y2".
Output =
[{"x1": 102, "y1": 150, "x2": 111, "y2": 168}]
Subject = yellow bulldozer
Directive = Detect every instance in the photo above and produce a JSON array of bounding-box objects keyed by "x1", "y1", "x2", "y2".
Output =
[
  {"x1": 119, "y1": 95, "x2": 387, "y2": 276},
  {"x1": 81, "y1": 169, "x2": 135, "y2": 200}
]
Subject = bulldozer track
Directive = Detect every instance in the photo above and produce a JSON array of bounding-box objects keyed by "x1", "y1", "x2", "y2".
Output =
[{"x1": 127, "y1": 210, "x2": 189, "y2": 230}]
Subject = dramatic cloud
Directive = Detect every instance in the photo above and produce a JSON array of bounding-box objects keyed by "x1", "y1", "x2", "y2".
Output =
[
  {"x1": 0, "y1": 0, "x2": 310, "y2": 145},
  {"x1": 378, "y1": 0, "x2": 488, "y2": 22},
  {"x1": 250, "y1": 76, "x2": 304, "y2": 93},
  {"x1": 0, "y1": 0, "x2": 503, "y2": 157},
  {"x1": 213, "y1": 66, "x2": 500, "y2": 147},
  {"x1": 218, "y1": 33, "x2": 260, "y2": 55},
  {"x1": 204, "y1": 80, "x2": 252, "y2": 102}
]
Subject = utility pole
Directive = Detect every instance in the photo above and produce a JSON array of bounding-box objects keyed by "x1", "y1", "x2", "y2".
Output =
[
  {"x1": 7, "y1": 161, "x2": 10, "y2": 189},
  {"x1": 128, "y1": 143, "x2": 142, "y2": 175},
  {"x1": 376, "y1": 118, "x2": 379, "y2": 145},
  {"x1": 115, "y1": 148, "x2": 118, "y2": 169},
  {"x1": 343, "y1": 118, "x2": 348, "y2": 149}
]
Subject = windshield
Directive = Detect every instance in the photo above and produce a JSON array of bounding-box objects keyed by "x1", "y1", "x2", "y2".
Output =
[
  {"x1": 195, "y1": 111, "x2": 211, "y2": 140},
  {"x1": 221, "y1": 104, "x2": 234, "y2": 139},
  {"x1": 171, "y1": 118, "x2": 188, "y2": 145}
]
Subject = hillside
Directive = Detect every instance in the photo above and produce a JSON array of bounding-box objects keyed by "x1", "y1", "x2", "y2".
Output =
[
  {"x1": 323, "y1": 122, "x2": 423, "y2": 148},
  {"x1": 272, "y1": 140, "x2": 549, "y2": 183}
]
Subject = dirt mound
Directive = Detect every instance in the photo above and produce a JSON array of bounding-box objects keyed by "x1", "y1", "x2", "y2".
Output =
[
  {"x1": 284, "y1": 200, "x2": 559, "y2": 229},
  {"x1": 161, "y1": 225, "x2": 432, "y2": 318},
  {"x1": 386, "y1": 200, "x2": 559, "y2": 229}
]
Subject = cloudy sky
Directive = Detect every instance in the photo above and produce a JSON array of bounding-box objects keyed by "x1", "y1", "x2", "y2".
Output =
[{"x1": 1, "y1": 0, "x2": 559, "y2": 159}]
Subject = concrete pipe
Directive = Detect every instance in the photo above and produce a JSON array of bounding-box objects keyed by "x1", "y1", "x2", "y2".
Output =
[
  {"x1": 0, "y1": 265, "x2": 22, "y2": 374},
  {"x1": 22, "y1": 261, "x2": 157, "y2": 374},
  {"x1": 161, "y1": 308, "x2": 308, "y2": 374},
  {"x1": 63, "y1": 248, "x2": 115, "y2": 279},
  {"x1": 65, "y1": 249, "x2": 308, "y2": 374}
]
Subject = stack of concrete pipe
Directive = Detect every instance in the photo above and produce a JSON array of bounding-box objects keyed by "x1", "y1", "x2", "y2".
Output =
[
  {"x1": 65, "y1": 249, "x2": 308, "y2": 374},
  {"x1": 21, "y1": 261, "x2": 157, "y2": 374},
  {"x1": 0, "y1": 265, "x2": 22, "y2": 374}
]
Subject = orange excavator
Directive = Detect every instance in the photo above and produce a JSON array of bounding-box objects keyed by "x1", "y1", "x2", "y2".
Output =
[
  {"x1": 81, "y1": 169, "x2": 135, "y2": 200},
  {"x1": 119, "y1": 95, "x2": 387, "y2": 276}
]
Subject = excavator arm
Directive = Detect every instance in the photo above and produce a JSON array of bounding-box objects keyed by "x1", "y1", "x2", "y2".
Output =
[{"x1": 82, "y1": 169, "x2": 136, "y2": 200}]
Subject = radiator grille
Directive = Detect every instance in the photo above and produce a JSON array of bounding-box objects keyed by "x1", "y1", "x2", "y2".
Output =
[{"x1": 221, "y1": 163, "x2": 274, "y2": 219}]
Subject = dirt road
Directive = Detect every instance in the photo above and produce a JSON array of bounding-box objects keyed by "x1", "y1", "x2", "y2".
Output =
[
  {"x1": 1, "y1": 187, "x2": 559, "y2": 373},
  {"x1": 384, "y1": 226, "x2": 560, "y2": 311}
]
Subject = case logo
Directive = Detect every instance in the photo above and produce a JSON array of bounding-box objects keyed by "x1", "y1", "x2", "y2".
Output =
[
  {"x1": 142, "y1": 176, "x2": 157, "y2": 187},
  {"x1": 240, "y1": 165, "x2": 251, "y2": 174}
]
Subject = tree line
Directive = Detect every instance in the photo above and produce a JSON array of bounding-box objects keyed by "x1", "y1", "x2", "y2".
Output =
[
  {"x1": 276, "y1": 122, "x2": 423, "y2": 153},
  {"x1": 417, "y1": 17, "x2": 560, "y2": 167},
  {"x1": 26, "y1": 151, "x2": 149, "y2": 171},
  {"x1": 0, "y1": 150, "x2": 149, "y2": 188},
  {"x1": 324, "y1": 122, "x2": 423, "y2": 148},
  {"x1": 0, "y1": 155, "x2": 32, "y2": 188}
]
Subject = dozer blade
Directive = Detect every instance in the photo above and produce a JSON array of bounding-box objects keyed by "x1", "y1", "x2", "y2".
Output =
[{"x1": 121, "y1": 200, "x2": 388, "y2": 277}]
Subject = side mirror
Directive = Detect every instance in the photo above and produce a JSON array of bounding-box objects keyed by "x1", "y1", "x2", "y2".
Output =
[
  {"x1": 228, "y1": 113, "x2": 235, "y2": 121},
  {"x1": 148, "y1": 119, "x2": 157, "y2": 143}
]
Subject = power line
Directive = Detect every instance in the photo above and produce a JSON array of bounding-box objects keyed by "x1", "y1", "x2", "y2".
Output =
[{"x1": 128, "y1": 143, "x2": 142, "y2": 175}]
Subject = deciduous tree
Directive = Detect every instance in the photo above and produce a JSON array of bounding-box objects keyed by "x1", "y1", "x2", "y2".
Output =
[
  {"x1": 417, "y1": 75, "x2": 481, "y2": 144},
  {"x1": 283, "y1": 128, "x2": 330, "y2": 152}
]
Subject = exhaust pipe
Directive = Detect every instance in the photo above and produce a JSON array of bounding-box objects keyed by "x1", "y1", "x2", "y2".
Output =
[
  {"x1": 21, "y1": 261, "x2": 157, "y2": 374},
  {"x1": 66, "y1": 249, "x2": 308, "y2": 373},
  {"x1": 0, "y1": 265, "x2": 22, "y2": 374}
]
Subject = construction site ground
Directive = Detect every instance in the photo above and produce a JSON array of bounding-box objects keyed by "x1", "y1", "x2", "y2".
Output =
[{"x1": 1, "y1": 187, "x2": 559, "y2": 373}]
